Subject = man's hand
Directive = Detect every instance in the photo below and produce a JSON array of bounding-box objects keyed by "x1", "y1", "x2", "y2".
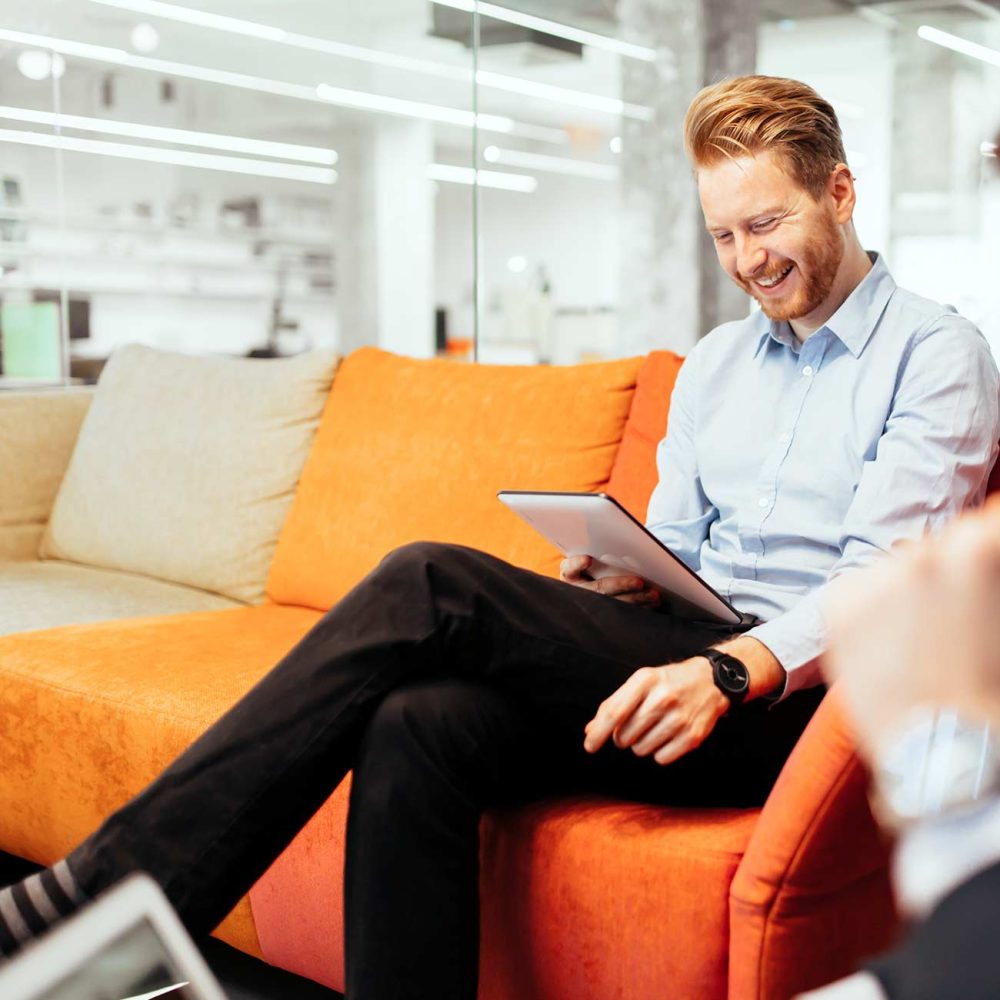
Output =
[
  {"x1": 560, "y1": 554, "x2": 661, "y2": 606},
  {"x1": 824, "y1": 499, "x2": 1000, "y2": 762},
  {"x1": 583, "y1": 656, "x2": 729, "y2": 765}
]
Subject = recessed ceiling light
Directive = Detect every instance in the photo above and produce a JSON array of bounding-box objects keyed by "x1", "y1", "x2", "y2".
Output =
[
  {"x1": 0, "y1": 105, "x2": 338, "y2": 164},
  {"x1": 0, "y1": 127, "x2": 337, "y2": 183},
  {"x1": 507, "y1": 256, "x2": 528, "y2": 273},
  {"x1": 426, "y1": 163, "x2": 537, "y2": 193},
  {"x1": 482, "y1": 146, "x2": 618, "y2": 181},
  {"x1": 17, "y1": 50, "x2": 65, "y2": 81},
  {"x1": 918, "y1": 24, "x2": 1000, "y2": 68},
  {"x1": 130, "y1": 22, "x2": 160, "y2": 52}
]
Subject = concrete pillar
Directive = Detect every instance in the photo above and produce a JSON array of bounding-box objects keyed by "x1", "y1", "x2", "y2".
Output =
[
  {"x1": 333, "y1": 119, "x2": 435, "y2": 357},
  {"x1": 618, "y1": 0, "x2": 757, "y2": 354}
]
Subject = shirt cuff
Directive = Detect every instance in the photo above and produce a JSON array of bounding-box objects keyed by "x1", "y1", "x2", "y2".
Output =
[
  {"x1": 892, "y1": 798, "x2": 1000, "y2": 919},
  {"x1": 744, "y1": 594, "x2": 826, "y2": 701}
]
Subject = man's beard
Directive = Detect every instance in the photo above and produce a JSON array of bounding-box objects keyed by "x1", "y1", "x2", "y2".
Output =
[{"x1": 739, "y1": 216, "x2": 844, "y2": 322}]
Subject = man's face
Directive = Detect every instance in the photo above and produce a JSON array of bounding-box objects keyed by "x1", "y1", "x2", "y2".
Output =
[{"x1": 697, "y1": 150, "x2": 845, "y2": 325}]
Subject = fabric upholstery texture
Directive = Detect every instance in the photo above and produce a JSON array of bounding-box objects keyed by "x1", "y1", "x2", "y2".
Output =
[
  {"x1": 0, "y1": 560, "x2": 239, "y2": 637},
  {"x1": 0, "y1": 603, "x2": 323, "y2": 956},
  {"x1": 267, "y1": 347, "x2": 643, "y2": 611},
  {"x1": 0, "y1": 388, "x2": 92, "y2": 561},
  {"x1": 606, "y1": 350, "x2": 685, "y2": 520},
  {"x1": 248, "y1": 780, "x2": 758, "y2": 999},
  {"x1": 729, "y1": 690, "x2": 897, "y2": 999},
  {"x1": 41, "y1": 345, "x2": 339, "y2": 603}
]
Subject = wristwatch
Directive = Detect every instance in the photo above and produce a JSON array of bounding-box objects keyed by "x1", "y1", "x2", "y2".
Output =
[
  {"x1": 873, "y1": 708, "x2": 1000, "y2": 832},
  {"x1": 701, "y1": 648, "x2": 750, "y2": 711}
]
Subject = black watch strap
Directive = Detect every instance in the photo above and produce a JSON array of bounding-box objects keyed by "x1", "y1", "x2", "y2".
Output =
[{"x1": 701, "y1": 648, "x2": 750, "y2": 710}]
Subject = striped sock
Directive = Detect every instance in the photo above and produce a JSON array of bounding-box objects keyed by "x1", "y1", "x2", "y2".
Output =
[{"x1": 0, "y1": 860, "x2": 87, "y2": 958}]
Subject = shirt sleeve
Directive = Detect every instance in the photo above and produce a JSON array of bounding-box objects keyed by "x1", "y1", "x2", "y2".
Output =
[
  {"x1": 892, "y1": 798, "x2": 1000, "y2": 920},
  {"x1": 644, "y1": 344, "x2": 717, "y2": 572},
  {"x1": 747, "y1": 316, "x2": 1000, "y2": 699}
]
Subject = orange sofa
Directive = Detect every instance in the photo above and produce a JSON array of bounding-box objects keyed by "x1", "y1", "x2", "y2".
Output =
[{"x1": 0, "y1": 345, "x2": 932, "y2": 998}]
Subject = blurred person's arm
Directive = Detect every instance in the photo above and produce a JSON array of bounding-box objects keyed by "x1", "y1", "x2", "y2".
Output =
[{"x1": 800, "y1": 501, "x2": 1000, "y2": 999}]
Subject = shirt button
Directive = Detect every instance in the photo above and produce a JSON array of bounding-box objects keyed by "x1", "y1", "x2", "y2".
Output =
[
  {"x1": 802, "y1": 365, "x2": 814, "y2": 377},
  {"x1": 779, "y1": 431, "x2": 791, "y2": 444},
  {"x1": 758, "y1": 496, "x2": 770, "y2": 508}
]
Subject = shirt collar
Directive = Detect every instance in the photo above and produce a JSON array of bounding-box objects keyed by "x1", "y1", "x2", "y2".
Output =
[{"x1": 752, "y1": 251, "x2": 896, "y2": 359}]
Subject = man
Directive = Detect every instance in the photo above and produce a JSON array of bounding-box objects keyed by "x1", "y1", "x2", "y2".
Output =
[{"x1": 0, "y1": 76, "x2": 996, "y2": 1000}]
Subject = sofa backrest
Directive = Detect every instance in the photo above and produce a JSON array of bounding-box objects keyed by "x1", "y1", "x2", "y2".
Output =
[
  {"x1": 606, "y1": 351, "x2": 685, "y2": 520},
  {"x1": 267, "y1": 347, "x2": 645, "y2": 611},
  {"x1": 0, "y1": 388, "x2": 93, "y2": 561}
]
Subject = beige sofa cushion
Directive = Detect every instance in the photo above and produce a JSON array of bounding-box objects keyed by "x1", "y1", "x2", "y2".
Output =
[
  {"x1": 0, "y1": 560, "x2": 240, "y2": 636},
  {"x1": 0, "y1": 389, "x2": 93, "y2": 561},
  {"x1": 41, "y1": 345, "x2": 339, "y2": 603}
]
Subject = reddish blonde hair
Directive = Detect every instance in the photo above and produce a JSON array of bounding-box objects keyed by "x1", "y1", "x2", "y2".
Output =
[{"x1": 684, "y1": 75, "x2": 847, "y2": 198}]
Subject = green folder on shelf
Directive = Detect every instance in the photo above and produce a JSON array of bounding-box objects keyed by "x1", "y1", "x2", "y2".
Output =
[{"x1": 0, "y1": 301, "x2": 62, "y2": 379}]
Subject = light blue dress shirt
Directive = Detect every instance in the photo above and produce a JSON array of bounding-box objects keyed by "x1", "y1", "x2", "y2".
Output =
[{"x1": 645, "y1": 253, "x2": 1000, "y2": 697}]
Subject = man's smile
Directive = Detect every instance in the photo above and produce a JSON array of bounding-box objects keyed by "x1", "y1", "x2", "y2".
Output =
[{"x1": 750, "y1": 262, "x2": 794, "y2": 292}]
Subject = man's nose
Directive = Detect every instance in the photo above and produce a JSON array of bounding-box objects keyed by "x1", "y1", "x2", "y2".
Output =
[{"x1": 736, "y1": 237, "x2": 767, "y2": 279}]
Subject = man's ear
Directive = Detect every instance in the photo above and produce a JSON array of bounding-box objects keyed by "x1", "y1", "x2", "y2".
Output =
[{"x1": 827, "y1": 163, "x2": 856, "y2": 224}]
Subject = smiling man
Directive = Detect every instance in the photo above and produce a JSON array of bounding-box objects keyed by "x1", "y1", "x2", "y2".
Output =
[{"x1": 1, "y1": 77, "x2": 998, "y2": 1000}]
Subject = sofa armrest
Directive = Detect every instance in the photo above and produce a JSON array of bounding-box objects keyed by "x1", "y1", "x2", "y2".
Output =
[
  {"x1": 0, "y1": 388, "x2": 93, "y2": 560},
  {"x1": 728, "y1": 689, "x2": 899, "y2": 1000}
]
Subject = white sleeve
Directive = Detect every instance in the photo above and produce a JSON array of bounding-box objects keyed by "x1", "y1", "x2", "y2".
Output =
[{"x1": 644, "y1": 345, "x2": 717, "y2": 572}]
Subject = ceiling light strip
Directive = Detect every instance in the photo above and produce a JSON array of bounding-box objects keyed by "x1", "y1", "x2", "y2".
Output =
[
  {"x1": 427, "y1": 163, "x2": 537, "y2": 192},
  {"x1": 429, "y1": 0, "x2": 657, "y2": 62},
  {"x1": 482, "y1": 145, "x2": 618, "y2": 180},
  {"x1": 474, "y1": 70, "x2": 651, "y2": 120},
  {"x1": 0, "y1": 128, "x2": 337, "y2": 183},
  {"x1": 0, "y1": 27, "x2": 564, "y2": 142},
  {"x1": 0, "y1": 105, "x2": 338, "y2": 163},
  {"x1": 86, "y1": 0, "x2": 650, "y2": 119},
  {"x1": 917, "y1": 24, "x2": 1000, "y2": 67}
]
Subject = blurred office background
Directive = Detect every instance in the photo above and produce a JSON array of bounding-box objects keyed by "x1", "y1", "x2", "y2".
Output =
[{"x1": 0, "y1": 0, "x2": 998, "y2": 384}]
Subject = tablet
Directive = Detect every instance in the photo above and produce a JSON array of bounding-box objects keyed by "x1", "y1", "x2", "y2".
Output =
[
  {"x1": 497, "y1": 490, "x2": 741, "y2": 625},
  {"x1": 0, "y1": 873, "x2": 228, "y2": 1000}
]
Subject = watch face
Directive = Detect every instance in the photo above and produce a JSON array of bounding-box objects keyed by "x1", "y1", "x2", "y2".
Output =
[{"x1": 716, "y1": 655, "x2": 749, "y2": 694}]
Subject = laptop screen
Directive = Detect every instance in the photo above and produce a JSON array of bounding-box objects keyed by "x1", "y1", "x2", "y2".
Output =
[{"x1": 34, "y1": 917, "x2": 202, "y2": 1000}]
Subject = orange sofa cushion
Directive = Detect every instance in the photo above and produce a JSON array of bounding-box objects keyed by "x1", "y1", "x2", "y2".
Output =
[
  {"x1": 267, "y1": 348, "x2": 643, "y2": 611},
  {"x1": 606, "y1": 350, "x2": 685, "y2": 520},
  {"x1": 0, "y1": 603, "x2": 323, "y2": 956},
  {"x1": 249, "y1": 779, "x2": 759, "y2": 998}
]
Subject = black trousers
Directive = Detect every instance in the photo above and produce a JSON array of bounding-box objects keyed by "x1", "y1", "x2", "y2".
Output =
[{"x1": 68, "y1": 542, "x2": 822, "y2": 1000}]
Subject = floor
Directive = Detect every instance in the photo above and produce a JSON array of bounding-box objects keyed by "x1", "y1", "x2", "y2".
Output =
[{"x1": 0, "y1": 850, "x2": 343, "y2": 1000}]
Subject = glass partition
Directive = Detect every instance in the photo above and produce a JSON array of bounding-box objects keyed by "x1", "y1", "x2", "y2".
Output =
[
  {"x1": 0, "y1": 0, "x2": 478, "y2": 382},
  {"x1": 3, "y1": 1, "x2": 999, "y2": 382}
]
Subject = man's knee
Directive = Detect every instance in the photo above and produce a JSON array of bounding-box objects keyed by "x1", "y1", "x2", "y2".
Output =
[{"x1": 377, "y1": 540, "x2": 477, "y2": 579}]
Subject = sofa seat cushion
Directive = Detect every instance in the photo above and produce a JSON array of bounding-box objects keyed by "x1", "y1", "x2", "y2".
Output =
[
  {"x1": 41, "y1": 344, "x2": 339, "y2": 603},
  {"x1": 0, "y1": 603, "x2": 322, "y2": 955},
  {"x1": 248, "y1": 783, "x2": 759, "y2": 998},
  {"x1": 268, "y1": 347, "x2": 644, "y2": 612},
  {"x1": 0, "y1": 560, "x2": 241, "y2": 636}
]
